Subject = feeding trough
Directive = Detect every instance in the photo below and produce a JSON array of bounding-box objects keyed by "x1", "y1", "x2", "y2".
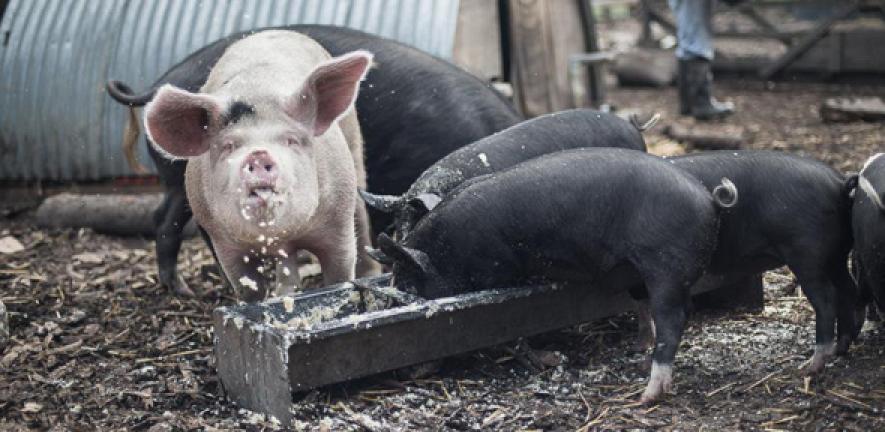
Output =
[{"x1": 213, "y1": 272, "x2": 755, "y2": 422}]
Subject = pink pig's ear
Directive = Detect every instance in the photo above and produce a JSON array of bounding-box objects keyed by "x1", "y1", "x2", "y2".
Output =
[
  {"x1": 286, "y1": 50, "x2": 373, "y2": 137},
  {"x1": 144, "y1": 84, "x2": 224, "y2": 158}
]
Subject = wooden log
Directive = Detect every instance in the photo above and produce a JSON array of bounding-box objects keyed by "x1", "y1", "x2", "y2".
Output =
[
  {"x1": 613, "y1": 48, "x2": 677, "y2": 87},
  {"x1": 35, "y1": 193, "x2": 197, "y2": 237},
  {"x1": 665, "y1": 123, "x2": 746, "y2": 150},
  {"x1": 820, "y1": 97, "x2": 885, "y2": 123}
]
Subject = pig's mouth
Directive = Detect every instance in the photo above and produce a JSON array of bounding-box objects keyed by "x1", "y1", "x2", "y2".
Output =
[
  {"x1": 243, "y1": 183, "x2": 278, "y2": 208},
  {"x1": 250, "y1": 186, "x2": 275, "y2": 202}
]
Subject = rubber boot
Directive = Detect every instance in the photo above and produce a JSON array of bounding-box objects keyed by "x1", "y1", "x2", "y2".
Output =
[
  {"x1": 678, "y1": 58, "x2": 734, "y2": 120},
  {"x1": 677, "y1": 60, "x2": 691, "y2": 116}
]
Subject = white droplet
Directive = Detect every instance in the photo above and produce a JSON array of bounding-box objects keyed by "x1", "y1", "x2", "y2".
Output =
[
  {"x1": 478, "y1": 153, "x2": 490, "y2": 167},
  {"x1": 243, "y1": 256, "x2": 250, "y2": 263},
  {"x1": 278, "y1": 249, "x2": 288, "y2": 258},
  {"x1": 283, "y1": 297, "x2": 295, "y2": 313},
  {"x1": 238, "y1": 276, "x2": 258, "y2": 291}
]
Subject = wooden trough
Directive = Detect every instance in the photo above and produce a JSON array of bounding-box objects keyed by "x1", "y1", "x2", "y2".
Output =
[{"x1": 213, "y1": 272, "x2": 759, "y2": 422}]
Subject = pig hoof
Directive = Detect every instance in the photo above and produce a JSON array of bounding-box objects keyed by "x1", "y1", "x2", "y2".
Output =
[
  {"x1": 172, "y1": 275, "x2": 196, "y2": 298},
  {"x1": 805, "y1": 343, "x2": 836, "y2": 375},
  {"x1": 640, "y1": 361, "x2": 672, "y2": 405},
  {"x1": 639, "y1": 392, "x2": 660, "y2": 406},
  {"x1": 804, "y1": 359, "x2": 826, "y2": 376}
]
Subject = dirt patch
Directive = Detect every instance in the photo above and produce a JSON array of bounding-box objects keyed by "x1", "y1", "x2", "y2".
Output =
[{"x1": 2, "y1": 81, "x2": 884, "y2": 430}]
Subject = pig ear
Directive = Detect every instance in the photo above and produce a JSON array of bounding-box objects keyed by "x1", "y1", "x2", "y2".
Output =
[
  {"x1": 364, "y1": 246, "x2": 393, "y2": 265},
  {"x1": 377, "y1": 233, "x2": 433, "y2": 274},
  {"x1": 408, "y1": 193, "x2": 442, "y2": 215},
  {"x1": 144, "y1": 84, "x2": 224, "y2": 158},
  {"x1": 359, "y1": 189, "x2": 401, "y2": 213},
  {"x1": 286, "y1": 50, "x2": 373, "y2": 137}
]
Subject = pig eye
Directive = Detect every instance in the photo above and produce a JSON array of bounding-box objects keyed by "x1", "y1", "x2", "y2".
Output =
[
  {"x1": 286, "y1": 137, "x2": 300, "y2": 147},
  {"x1": 221, "y1": 141, "x2": 234, "y2": 154}
]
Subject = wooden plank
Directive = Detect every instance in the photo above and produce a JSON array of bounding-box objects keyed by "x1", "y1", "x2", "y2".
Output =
[
  {"x1": 841, "y1": 30, "x2": 885, "y2": 72},
  {"x1": 715, "y1": 29, "x2": 885, "y2": 75},
  {"x1": 665, "y1": 123, "x2": 746, "y2": 150},
  {"x1": 759, "y1": 1, "x2": 860, "y2": 79},
  {"x1": 820, "y1": 97, "x2": 885, "y2": 122},
  {"x1": 737, "y1": 3, "x2": 781, "y2": 35},
  {"x1": 508, "y1": 0, "x2": 587, "y2": 116},
  {"x1": 452, "y1": 0, "x2": 502, "y2": 82}
]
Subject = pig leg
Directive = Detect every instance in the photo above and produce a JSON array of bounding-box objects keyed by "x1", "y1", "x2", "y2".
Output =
[
  {"x1": 212, "y1": 240, "x2": 271, "y2": 303},
  {"x1": 154, "y1": 188, "x2": 195, "y2": 297},
  {"x1": 198, "y1": 227, "x2": 234, "y2": 292},
  {"x1": 308, "y1": 220, "x2": 357, "y2": 286},
  {"x1": 639, "y1": 277, "x2": 688, "y2": 405},
  {"x1": 852, "y1": 256, "x2": 875, "y2": 327},
  {"x1": 791, "y1": 266, "x2": 838, "y2": 374},
  {"x1": 355, "y1": 197, "x2": 382, "y2": 277},
  {"x1": 339, "y1": 110, "x2": 381, "y2": 278},
  {"x1": 635, "y1": 300, "x2": 656, "y2": 353},
  {"x1": 830, "y1": 262, "x2": 860, "y2": 355}
]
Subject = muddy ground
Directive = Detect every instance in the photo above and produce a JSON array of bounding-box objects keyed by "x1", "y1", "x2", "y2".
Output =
[{"x1": 2, "y1": 79, "x2": 885, "y2": 431}]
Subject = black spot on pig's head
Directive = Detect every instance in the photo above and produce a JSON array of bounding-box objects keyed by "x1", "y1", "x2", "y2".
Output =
[{"x1": 222, "y1": 101, "x2": 256, "y2": 126}]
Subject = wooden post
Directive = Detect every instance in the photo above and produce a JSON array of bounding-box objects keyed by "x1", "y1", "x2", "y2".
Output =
[
  {"x1": 452, "y1": 0, "x2": 504, "y2": 82},
  {"x1": 507, "y1": 0, "x2": 588, "y2": 116}
]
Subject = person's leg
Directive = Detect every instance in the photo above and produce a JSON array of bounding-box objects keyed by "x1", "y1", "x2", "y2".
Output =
[
  {"x1": 670, "y1": 0, "x2": 715, "y2": 61},
  {"x1": 669, "y1": 0, "x2": 734, "y2": 119}
]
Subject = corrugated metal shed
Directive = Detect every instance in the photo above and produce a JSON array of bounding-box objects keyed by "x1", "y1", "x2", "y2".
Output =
[{"x1": 0, "y1": 0, "x2": 460, "y2": 181}]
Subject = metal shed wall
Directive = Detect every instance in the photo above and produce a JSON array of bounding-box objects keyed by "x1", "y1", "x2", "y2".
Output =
[{"x1": 0, "y1": 0, "x2": 460, "y2": 181}]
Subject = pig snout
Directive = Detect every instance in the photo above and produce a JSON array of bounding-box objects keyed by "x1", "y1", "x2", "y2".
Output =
[
  {"x1": 242, "y1": 151, "x2": 279, "y2": 205},
  {"x1": 243, "y1": 151, "x2": 278, "y2": 183}
]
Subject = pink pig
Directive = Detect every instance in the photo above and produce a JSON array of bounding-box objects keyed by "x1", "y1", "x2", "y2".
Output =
[{"x1": 144, "y1": 30, "x2": 378, "y2": 301}]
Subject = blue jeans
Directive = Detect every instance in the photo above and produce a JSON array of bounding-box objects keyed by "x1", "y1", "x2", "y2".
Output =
[{"x1": 669, "y1": 0, "x2": 715, "y2": 61}]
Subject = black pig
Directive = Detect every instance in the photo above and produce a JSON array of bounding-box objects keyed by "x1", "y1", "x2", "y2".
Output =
[
  {"x1": 371, "y1": 148, "x2": 737, "y2": 404},
  {"x1": 360, "y1": 109, "x2": 655, "y2": 239},
  {"x1": 669, "y1": 150, "x2": 858, "y2": 373}
]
